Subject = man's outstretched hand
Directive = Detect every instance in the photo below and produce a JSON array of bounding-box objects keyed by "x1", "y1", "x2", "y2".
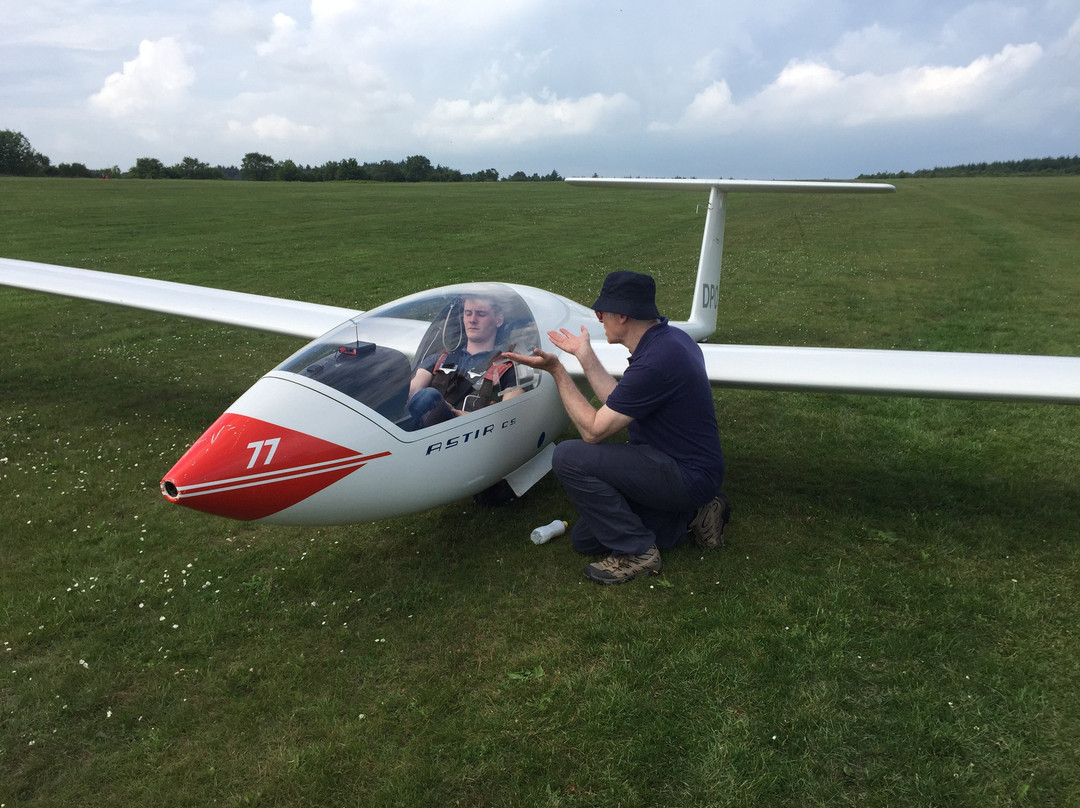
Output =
[
  {"x1": 501, "y1": 346, "x2": 561, "y2": 374},
  {"x1": 547, "y1": 326, "x2": 593, "y2": 359},
  {"x1": 502, "y1": 325, "x2": 593, "y2": 373}
]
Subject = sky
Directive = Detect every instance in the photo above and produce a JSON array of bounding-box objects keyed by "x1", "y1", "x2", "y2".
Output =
[{"x1": 3, "y1": 0, "x2": 1078, "y2": 179}]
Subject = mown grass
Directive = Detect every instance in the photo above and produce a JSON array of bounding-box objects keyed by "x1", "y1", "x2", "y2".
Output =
[{"x1": 1, "y1": 177, "x2": 1078, "y2": 807}]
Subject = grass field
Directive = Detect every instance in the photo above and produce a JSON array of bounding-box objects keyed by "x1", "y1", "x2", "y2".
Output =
[{"x1": 2, "y1": 176, "x2": 1078, "y2": 807}]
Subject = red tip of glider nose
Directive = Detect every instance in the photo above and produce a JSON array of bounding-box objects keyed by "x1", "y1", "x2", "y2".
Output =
[{"x1": 160, "y1": 413, "x2": 390, "y2": 521}]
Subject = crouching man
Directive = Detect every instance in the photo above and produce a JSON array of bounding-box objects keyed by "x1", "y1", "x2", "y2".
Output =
[{"x1": 504, "y1": 270, "x2": 729, "y2": 585}]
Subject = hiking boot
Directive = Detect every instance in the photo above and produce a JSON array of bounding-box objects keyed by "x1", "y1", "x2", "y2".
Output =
[
  {"x1": 690, "y1": 492, "x2": 731, "y2": 549},
  {"x1": 583, "y1": 546, "x2": 662, "y2": 585}
]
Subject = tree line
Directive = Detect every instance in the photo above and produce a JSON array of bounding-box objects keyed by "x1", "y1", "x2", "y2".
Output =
[
  {"x1": 859, "y1": 155, "x2": 1080, "y2": 179},
  {"x1": 0, "y1": 129, "x2": 563, "y2": 183},
  {"x1": 8, "y1": 127, "x2": 1078, "y2": 183}
]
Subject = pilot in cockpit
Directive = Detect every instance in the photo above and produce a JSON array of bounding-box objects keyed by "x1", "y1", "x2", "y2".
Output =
[{"x1": 406, "y1": 293, "x2": 522, "y2": 428}]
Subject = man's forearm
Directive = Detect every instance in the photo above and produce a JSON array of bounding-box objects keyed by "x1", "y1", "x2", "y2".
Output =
[
  {"x1": 550, "y1": 363, "x2": 629, "y2": 443},
  {"x1": 551, "y1": 364, "x2": 597, "y2": 432},
  {"x1": 546, "y1": 363, "x2": 598, "y2": 436}
]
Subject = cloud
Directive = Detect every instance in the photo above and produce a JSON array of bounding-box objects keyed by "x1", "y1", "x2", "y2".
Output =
[
  {"x1": 829, "y1": 23, "x2": 912, "y2": 73},
  {"x1": 89, "y1": 37, "x2": 195, "y2": 117},
  {"x1": 665, "y1": 80, "x2": 741, "y2": 133},
  {"x1": 246, "y1": 7, "x2": 393, "y2": 97},
  {"x1": 1059, "y1": 15, "x2": 1080, "y2": 59},
  {"x1": 207, "y1": 2, "x2": 269, "y2": 39},
  {"x1": 15, "y1": 2, "x2": 1076, "y2": 175},
  {"x1": 658, "y1": 40, "x2": 1044, "y2": 133},
  {"x1": 416, "y1": 91, "x2": 638, "y2": 144},
  {"x1": 307, "y1": 0, "x2": 549, "y2": 45},
  {"x1": 311, "y1": 0, "x2": 359, "y2": 23},
  {"x1": 226, "y1": 114, "x2": 320, "y2": 143},
  {"x1": 255, "y1": 13, "x2": 298, "y2": 57}
]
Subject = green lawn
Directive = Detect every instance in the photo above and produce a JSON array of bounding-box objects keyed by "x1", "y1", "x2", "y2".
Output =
[{"x1": 2, "y1": 177, "x2": 1078, "y2": 807}]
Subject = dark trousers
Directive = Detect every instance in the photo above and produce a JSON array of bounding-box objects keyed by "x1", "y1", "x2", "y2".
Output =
[{"x1": 552, "y1": 439, "x2": 701, "y2": 556}]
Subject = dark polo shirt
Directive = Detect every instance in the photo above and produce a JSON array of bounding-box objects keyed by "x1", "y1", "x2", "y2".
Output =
[{"x1": 605, "y1": 319, "x2": 724, "y2": 501}]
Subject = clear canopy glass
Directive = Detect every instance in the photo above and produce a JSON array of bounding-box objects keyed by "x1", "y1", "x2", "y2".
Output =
[{"x1": 275, "y1": 285, "x2": 541, "y2": 430}]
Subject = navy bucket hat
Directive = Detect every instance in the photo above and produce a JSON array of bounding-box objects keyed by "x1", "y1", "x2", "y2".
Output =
[{"x1": 591, "y1": 270, "x2": 662, "y2": 320}]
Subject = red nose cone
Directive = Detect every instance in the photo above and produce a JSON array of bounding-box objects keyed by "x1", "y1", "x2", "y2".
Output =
[{"x1": 161, "y1": 413, "x2": 390, "y2": 521}]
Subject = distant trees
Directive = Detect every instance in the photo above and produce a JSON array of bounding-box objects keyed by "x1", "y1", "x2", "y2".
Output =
[
  {"x1": 174, "y1": 156, "x2": 224, "y2": 180},
  {"x1": 504, "y1": 169, "x2": 564, "y2": 182},
  {"x1": 335, "y1": 158, "x2": 364, "y2": 181},
  {"x1": 228, "y1": 153, "x2": 502, "y2": 183},
  {"x1": 126, "y1": 156, "x2": 226, "y2": 179},
  {"x1": 275, "y1": 158, "x2": 304, "y2": 182},
  {"x1": 56, "y1": 162, "x2": 94, "y2": 178},
  {"x1": 0, "y1": 130, "x2": 558, "y2": 183},
  {"x1": 8, "y1": 125, "x2": 1080, "y2": 186},
  {"x1": 403, "y1": 154, "x2": 432, "y2": 182},
  {"x1": 129, "y1": 157, "x2": 166, "y2": 179},
  {"x1": 240, "y1": 152, "x2": 277, "y2": 181},
  {"x1": 368, "y1": 159, "x2": 403, "y2": 183},
  {"x1": 861, "y1": 155, "x2": 1080, "y2": 179},
  {"x1": 0, "y1": 130, "x2": 50, "y2": 176}
]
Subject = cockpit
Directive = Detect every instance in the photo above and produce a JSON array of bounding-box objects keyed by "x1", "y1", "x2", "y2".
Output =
[{"x1": 274, "y1": 284, "x2": 542, "y2": 431}]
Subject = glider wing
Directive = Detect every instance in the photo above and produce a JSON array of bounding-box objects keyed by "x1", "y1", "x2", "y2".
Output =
[
  {"x1": 0, "y1": 257, "x2": 360, "y2": 339},
  {"x1": 577, "y1": 340, "x2": 1080, "y2": 404}
]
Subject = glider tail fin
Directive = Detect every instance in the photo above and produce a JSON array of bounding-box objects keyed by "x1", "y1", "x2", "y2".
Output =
[{"x1": 684, "y1": 185, "x2": 726, "y2": 340}]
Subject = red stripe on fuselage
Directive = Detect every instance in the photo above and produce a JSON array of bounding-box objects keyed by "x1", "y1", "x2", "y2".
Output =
[{"x1": 161, "y1": 413, "x2": 389, "y2": 521}]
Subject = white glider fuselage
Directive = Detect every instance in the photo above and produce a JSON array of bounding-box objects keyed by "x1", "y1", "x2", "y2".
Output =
[{"x1": 159, "y1": 283, "x2": 603, "y2": 525}]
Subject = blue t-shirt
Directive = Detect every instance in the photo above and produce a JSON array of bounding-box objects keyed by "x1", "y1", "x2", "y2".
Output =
[{"x1": 604, "y1": 319, "x2": 724, "y2": 501}]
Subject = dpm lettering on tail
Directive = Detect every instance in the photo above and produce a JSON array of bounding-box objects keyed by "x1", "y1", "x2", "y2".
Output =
[{"x1": 701, "y1": 282, "x2": 719, "y2": 310}]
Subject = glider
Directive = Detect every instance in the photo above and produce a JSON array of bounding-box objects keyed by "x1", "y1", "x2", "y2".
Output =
[{"x1": 1, "y1": 177, "x2": 1077, "y2": 526}]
